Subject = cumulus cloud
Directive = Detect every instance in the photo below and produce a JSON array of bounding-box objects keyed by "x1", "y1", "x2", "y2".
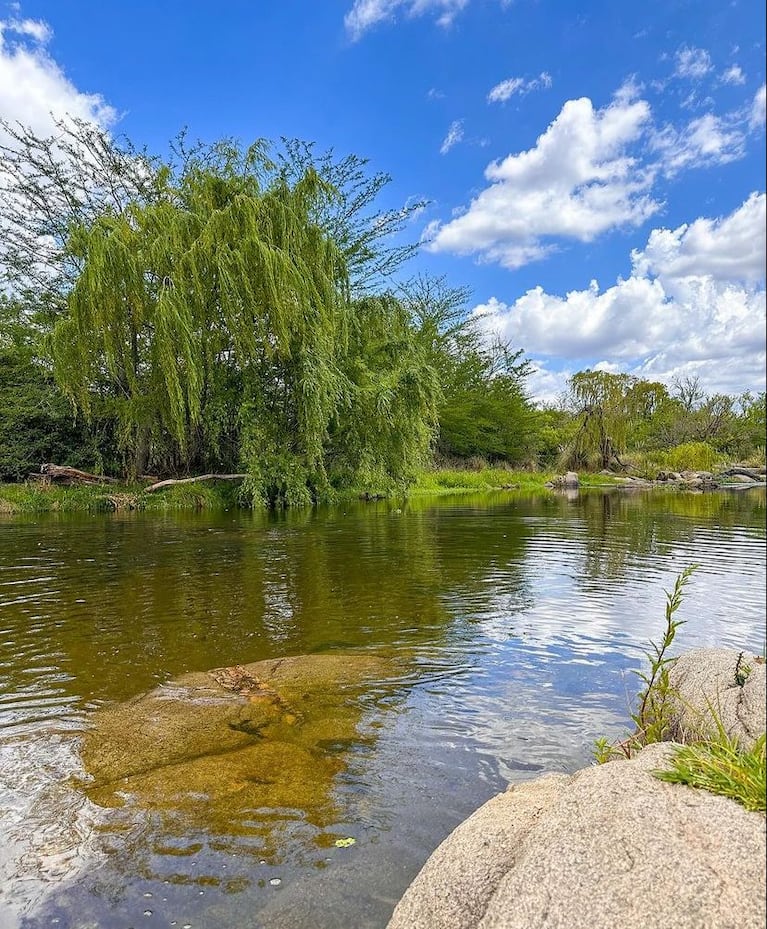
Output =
[
  {"x1": 0, "y1": 16, "x2": 116, "y2": 133},
  {"x1": 440, "y1": 118, "x2": 464, "y2": 154},
  {"x1": 487, "y1": 72, "x2": 552, "y2": 104},
  {"x1": 468, "y1": 195, "x2": 767, "y2": 400},
  {"x1": 633, "y1": 192, "x2": 765, "y2": 284},
  {"x1": 427, "y1": 78, "x2": 764, "y2": 270},
  {"x1": 426, "y1": 89, "x2": 659, "y2": 268},
  {"x1": 344, "y1": 0, "x2": 469, "y2": 39},
  {"x1": 673, "y1": 45, "x2": 713, "y2": 80}
]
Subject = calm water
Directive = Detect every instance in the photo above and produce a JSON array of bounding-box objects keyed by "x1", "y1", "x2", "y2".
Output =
[{"x1": 0, "y1": 488, "x2": 765, "y2": 929}]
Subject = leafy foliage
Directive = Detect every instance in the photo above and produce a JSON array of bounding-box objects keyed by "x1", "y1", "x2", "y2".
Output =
[
  {"x1": 563, "y1": 370, "x2": 669, "y2": 470},
  {"x1": 1, "y1": 127, "x2": 442, "y2": 502},
  {"x1": 0, "y1": 298, "x2": 105, "y2": 480},
  {"x1": 404, "y1": 277, "x2": 539, "y2": 465}
]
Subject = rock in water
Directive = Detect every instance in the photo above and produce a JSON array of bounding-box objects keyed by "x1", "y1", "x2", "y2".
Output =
[
  {"x1": 81, "y1": 653, "x2": 397, "y2": 833},
  {"x1": 388, "y1": 742, "x2": 766, "y2": 929},
  {"x1": 388, "y1": 647, "x2": 767, "y2": 929}
]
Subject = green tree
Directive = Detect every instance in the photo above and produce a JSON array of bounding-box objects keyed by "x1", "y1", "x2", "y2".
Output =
[
  {"x1": 564, "y1": 370, "x2": 668, "y2": 469},
  {"x1": 405, "y1": 277, "x2": 539, "y2": 465},
  {"x1": 328, "y1": 294, "x2": 439, "y2": 492},
  {"x1": 0, "y1": 298, "x2": 105, "y2": 480},
  {"x1": 52, "y1": 143, "x2": 350, "y2": 486}
]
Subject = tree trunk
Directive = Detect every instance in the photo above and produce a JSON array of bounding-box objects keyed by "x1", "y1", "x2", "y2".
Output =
[{"x1": 144, "y1": 474, "x2": 248, "y2": 493}]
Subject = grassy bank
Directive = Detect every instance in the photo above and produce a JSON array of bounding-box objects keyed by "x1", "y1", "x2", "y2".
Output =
[
  {"x1": 410, "y1": 467, "x2": 618, "y2": 495},
  {"x1": 0, "y1": 480, "x2": 244, "y2": 515},
  {"x1": 0, "y1": 463, "x2": 756, "y2": 515}
]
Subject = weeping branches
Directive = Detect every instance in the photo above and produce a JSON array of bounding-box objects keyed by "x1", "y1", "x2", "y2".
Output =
[{"x1": 4, "y1": 126, "x2": 441, "y2": 502}]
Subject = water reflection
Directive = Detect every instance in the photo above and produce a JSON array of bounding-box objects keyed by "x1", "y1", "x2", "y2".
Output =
[{"x1": 0, "y1": 488, "x2": 764, "y2": 928}]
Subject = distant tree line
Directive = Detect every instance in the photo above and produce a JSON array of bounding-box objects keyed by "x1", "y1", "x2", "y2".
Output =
[
  {"x1": 1, "y1": 120, "x2": 763, "y2": 500},
  {"x1": 540, "y1": 371, "x2": 765, "y2": 475}
]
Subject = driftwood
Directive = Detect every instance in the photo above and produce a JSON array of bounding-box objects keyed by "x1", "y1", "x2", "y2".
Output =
[
  {"x1": 144, "y1": 474, "x2": 248, "y2": 493},
  {"x1": 33, "y1": 464, "x2": 118, "y2": 485},
  {"x1": 720, "y1": 466, "x2": 765, "y2": 481}
]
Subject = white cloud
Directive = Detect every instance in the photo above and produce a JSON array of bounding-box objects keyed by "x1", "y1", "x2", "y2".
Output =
[
  {"x1": 428, "y1": 79, "x2": 764, "y2": 270},
  {"x1": 721, "y1": 64, "x2": 746, "y2": 86},
  {"x1": 750, "y1": 84, "x2": 766, "y2": 131},
  {"x1": 440, "y1": 118, "x2": 464, "y2": 154},
  {"x1": 651, "y1": 113, "x2": 746, "y2": 174},
  {"x1": 344, "y1": 0, "x2": 469, "y2": 39},
  {"x1": 0, "y1": 14, "x2": 122, "y2": 296},
  {"x1": 427, "y1": 90, "x2": 659, "y2": 268},
  {"x1": 673, "y1": 45, "x2": 713, "y2": 80},
  {"x1": 0, "y1": 16, "x2": 116, "y2": 133},
  {"x1": 633, "y1": 191, "x2": 765, "y2": 285},
  {"x1": 468, "y1": 195, "x2": 767, "y2": 399},
  {"x1": 487, "y1": 72, "x2": 552, "y2": 104}
]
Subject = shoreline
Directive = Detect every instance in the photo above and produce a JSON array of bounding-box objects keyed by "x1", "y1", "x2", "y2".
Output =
[{"x1": 1, "y1": 469, "x2": 764, "y2": 515}]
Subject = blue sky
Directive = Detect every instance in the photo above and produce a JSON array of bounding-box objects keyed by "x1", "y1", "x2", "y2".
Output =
[{"x1": 1, "y1": 0, "x2": 765, "y2": 401}]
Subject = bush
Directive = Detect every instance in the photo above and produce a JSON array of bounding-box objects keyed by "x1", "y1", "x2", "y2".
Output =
[{"x1": 663, "y1": 442, "x2": 722, "y2": 473}]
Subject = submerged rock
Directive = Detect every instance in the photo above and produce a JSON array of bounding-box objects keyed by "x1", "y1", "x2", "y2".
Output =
[{"x1": 81, "y1": 653, "x2": 398, "y2": 831}]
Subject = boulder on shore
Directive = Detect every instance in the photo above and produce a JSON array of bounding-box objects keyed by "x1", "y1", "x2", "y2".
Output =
[
  {"x1": 387, "y1": 648, "x2": 767, "y2": 929},
  {"x1": 546, "y1": 472, "x2": 579, "y2": 489},
  {"x1": 667, "y1": 648, "x2": 765, "y2": 749}
]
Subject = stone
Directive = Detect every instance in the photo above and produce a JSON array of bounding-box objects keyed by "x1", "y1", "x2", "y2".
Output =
[
  {"x1": 81, "y1": 653, "x2": 398, "y2": 840},
  {"x1": 388, "y1": 648, "x2": 767, "y2": 929},
  {"x1": 387, "y1": 743, "x2": 766, "y2": 929},
  {"x1": 563, "y1": 471, "x2": 579, "y2": 488},
  {"x1": 667, "y1": 648, "x2": 766, "y2": 749}
]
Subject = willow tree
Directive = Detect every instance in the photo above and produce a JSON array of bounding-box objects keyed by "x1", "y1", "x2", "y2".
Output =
[
  {"x1": 563, "y1": 370, "x2": 668, "y2": 470},
  {"x1": 52, "y1": 144, "x2": 351, "y2": 497},
  {"x1": 329, "y1": 294, "x2": 440, "y2": 491},
  {"x1": 5, "y1": 125, "x2": 440, "y2": 499}
]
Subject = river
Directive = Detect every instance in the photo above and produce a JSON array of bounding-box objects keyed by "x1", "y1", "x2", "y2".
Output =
[{"x1": 0, "y1": 488, "x2": 764, "y2": 929}]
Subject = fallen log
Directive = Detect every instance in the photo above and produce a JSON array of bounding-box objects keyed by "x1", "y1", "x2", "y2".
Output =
[
  {"x1": 144, "y1": 474, "x2": 248, "y2": 493},
  {"x1": 35, "y1": 464, "x2": 118, "y2": 485},
  {"x1": 720, "y1": 466, "x2": 765, "y2": 481}
]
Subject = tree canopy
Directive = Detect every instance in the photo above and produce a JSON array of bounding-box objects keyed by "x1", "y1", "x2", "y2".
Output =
[{"x1": 1, "y1": 124, "x2": 444, "y2": 502}]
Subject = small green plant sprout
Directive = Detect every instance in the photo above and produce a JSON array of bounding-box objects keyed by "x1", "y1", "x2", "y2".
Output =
[
  {"x1": 594, "y1": 564, "x2": 699, "y2": 762},
  {"x1": 734, "y1": 651, "x2": 753, "y2": 686},
  {"x1": 593, "y1": 737, "x2": 616, "y2": 765}
]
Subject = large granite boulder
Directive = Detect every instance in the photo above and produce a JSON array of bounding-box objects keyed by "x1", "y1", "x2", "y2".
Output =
[
  {"x1": 388, "y1": 743, "x2": 766, "y2": 929},
  {"x1": 388, "y1": 648, "x2": 767, "y2": 929}
]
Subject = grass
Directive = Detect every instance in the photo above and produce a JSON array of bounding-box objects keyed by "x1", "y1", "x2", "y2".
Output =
[
  {"x1": 0, "y1": 479, "x2": 242, "y2": 514},
  {"x1": 1, "y1": 466, "x2": 624, "y2": 513},
  {"x1": 410, "y1": 466, "x2": 619, "y2": 495},
  {"x1": 656, "y1": 733, "x2": 766, "y2": 813}
]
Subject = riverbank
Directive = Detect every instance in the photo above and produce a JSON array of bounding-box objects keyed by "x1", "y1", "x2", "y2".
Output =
[{"x1": 0, "y1": 465, "x2": 763, "y2": 514}]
